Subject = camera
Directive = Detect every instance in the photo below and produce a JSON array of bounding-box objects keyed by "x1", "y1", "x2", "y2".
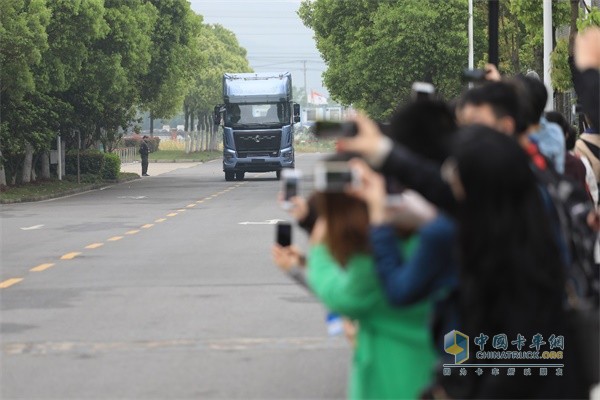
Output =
[
  {"x1": 312, "y1": 121, "x2": 358, "y2": 139},
  {"x1": 314, "y1": 161, "x2": 360, "y2": 192},
  {"x1": 276, "y1": 221, "x2": 292, "y2": 247},
  {"x1": 281, "y1": 169, "x2": 301, "y2": 210},
  {"x1": 462, "y1": 68, "x2": 487, "y2": 83},
  {"x1": 411, "y1": 82, "x2": 435, "y2": 101}
]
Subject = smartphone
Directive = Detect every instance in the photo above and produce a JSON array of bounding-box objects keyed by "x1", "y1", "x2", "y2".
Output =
[
  {"x1": 276, "y1": 222, "x2": 292, "y2": 247},
  {"x1": 461, "y1": 68, "x2": 487, "y2": 83},
  {"x1": 312, "y1": 121, "x2": 358, "y2": 138},
  {"x1": 281, "y1": 169, "x2": 301, "y2": 210},
  {"x1": 411, "y1": 82, "x2": 435, "y2": 101},
  {"x1": 314, "y1": 161, "x2": 360, "y2": 192}
]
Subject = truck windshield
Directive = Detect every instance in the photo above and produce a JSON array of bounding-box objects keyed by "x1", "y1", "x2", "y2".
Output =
[{"x1": 225, "y1": 103, "x2": 290, "y2": 127}]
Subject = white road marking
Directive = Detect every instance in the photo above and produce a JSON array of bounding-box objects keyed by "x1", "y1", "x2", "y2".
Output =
[{"x1": 20, "y1": 225, "x2": 44, "y2": 231}]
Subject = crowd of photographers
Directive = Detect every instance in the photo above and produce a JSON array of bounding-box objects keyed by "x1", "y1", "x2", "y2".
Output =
[{"x1": 272, "y1": 27, "x2": 600, "y2": 400}]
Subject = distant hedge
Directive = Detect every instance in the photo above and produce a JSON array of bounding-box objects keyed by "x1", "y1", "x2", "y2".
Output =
[{"x1": 121, "y1": 136, "x2": 160, "y2": 152}]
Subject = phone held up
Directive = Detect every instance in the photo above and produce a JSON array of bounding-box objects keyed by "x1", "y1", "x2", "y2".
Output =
[
  {"x1": 314, "y1": 161, "x2": 361, "y2": 193},
  {"x1": 276, "y1": 221, "x2": 292, "y2": 247},
  {"x1": 411, "y1": 81, "x2": 435, "y2": 101},
  {"x1": 281, "y1": 169, "x2": 301, "y2": 210},
  {"x1": 312, "y1": 120, "x2": 358, "y2": 139}
]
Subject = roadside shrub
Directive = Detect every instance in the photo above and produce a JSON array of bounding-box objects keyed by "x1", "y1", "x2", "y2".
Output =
[
  {"x1": 65, "y1": 150, "x2": 104, "y2": 175},
  {"x1": 101, "y1": 152, "x2": 121, "y2": 180}
]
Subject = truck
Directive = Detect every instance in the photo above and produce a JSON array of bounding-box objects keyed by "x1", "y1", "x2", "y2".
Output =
[{"x1": 214, "y1": 72, "x2": 300, "y2": 181}]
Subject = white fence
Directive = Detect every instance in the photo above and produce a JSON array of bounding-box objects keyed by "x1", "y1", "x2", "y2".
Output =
[{"x1": 112, "y1": 147, "x2": 138, "y2": 164}]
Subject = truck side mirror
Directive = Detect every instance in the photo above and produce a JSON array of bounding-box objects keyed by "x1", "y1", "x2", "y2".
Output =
[
  {"x1": 214, "y1": 105, "x2": 223, "y2": 125},
  {"x1": 293, "y1": 103, "x2": 301, "y2": 123}
]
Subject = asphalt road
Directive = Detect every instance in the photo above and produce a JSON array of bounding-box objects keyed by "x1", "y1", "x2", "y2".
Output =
[{"x1": 0, "y1": 153, "x2": 350, "y2": 399}]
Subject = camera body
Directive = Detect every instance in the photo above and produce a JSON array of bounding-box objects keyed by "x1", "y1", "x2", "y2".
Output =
[
  {"x1": 281, "y1": 169, "x2": 301, "y2": 210},
  {"x1": 314, "y1": 161, "x2": 360, "y2": 192}
]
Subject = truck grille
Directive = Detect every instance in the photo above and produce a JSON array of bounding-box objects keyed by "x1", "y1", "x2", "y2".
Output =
[{"x1": 234, "y1": 131, "x2": 281, "y2": 154}]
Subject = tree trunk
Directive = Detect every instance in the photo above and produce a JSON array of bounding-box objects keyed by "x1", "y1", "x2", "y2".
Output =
[
  {"x1": 21, "y1": 142, "x2": 34, "y2": 183},
  {"x1": 190, "y1": 111, "x2": 195, "y2": 135},
  {"x1": 150, "y1": 111, "x2": 154, "y2": 137},
  {"x1": 41, "y1": 151, "x2": 50, "y2": 179},
  {"x1": 0, "y1": 147, "x2": 6, "y2": 186},
  {"x1": 184, "y1": 104, "x2": 190, "y2": 132},
  {"x1": 569, "y1": 0, "x2": 579, "y2": 56}
]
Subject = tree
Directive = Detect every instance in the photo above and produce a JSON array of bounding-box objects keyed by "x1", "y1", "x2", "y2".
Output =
[
  {"x1": 0, "y1": 0, "x2": 50, "y2": 185},
  {"x1": 298, "y1": 0, "x2": 479, "y2": 119},
  {"x1": 182, "y1": 22, "x2": 251, "y2": 149},
  {"x1": 139, "y1": 0, "x2": 200, "y2": 135}
]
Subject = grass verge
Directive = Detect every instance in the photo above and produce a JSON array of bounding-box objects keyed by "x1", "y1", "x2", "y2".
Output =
[
  {"x1": 0, "y1": 173, "x2": 139, "y2": 204},
  {"x1": 149, "y1": 150, "x2": 221, "y2": 162}
]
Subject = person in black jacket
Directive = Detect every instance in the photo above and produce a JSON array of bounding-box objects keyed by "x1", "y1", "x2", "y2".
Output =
[{"x1": 140, "y1": 135, "x2": 150, "y2": 176}]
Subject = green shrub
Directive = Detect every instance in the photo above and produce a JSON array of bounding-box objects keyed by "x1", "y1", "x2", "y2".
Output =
[
  {"x1": 65, "y1": 150, "x2": 104, "y2": 175},
  {"x1": 101, "y1": 152, "x2": 121, "y2": 180}
]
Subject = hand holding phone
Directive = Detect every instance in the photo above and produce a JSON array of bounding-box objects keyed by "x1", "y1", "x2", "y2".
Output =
[
  {"x1": 314, "y1": 161, "x2": 361, "y2": 193},
  {"x1": 281, "y1": 169, "x2": 301, "y2": 210}
]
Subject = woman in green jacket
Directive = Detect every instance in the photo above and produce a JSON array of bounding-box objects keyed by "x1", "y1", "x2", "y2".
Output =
[{"x1": 307, "y1": 188, "x2": 436, "y2": 400}]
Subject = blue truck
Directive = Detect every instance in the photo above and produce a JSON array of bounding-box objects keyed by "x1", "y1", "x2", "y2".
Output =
[{"x1": 214, "y1": 72, "x2": 300, "y2": 181}]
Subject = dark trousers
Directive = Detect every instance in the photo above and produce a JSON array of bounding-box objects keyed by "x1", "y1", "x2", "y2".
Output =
[{"x1": 141, "y1": 157, "x2": 148, "y2": 175}]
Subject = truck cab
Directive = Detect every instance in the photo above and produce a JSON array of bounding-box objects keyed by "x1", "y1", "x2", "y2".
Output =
[{"x1": 215, "y1": 72, "x2": 300, "y2": 181}]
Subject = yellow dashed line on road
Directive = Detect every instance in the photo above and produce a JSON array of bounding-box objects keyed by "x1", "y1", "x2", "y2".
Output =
[
  {"x1": 61, "y1": 252, "x2": 81, "y2": 260},
  {"x1": 108, "y1": 236, "x2": 123, "y2": 242},
  {"x1": 155, "y1": 218, "x2": 166, "y2": 223},
  {"x1": 196, "y1": 200, "x2": 204, "y2": 204},
  {"x1": 141, "y1": 224, "x2": 154, "y2": 229},
  {"x1": 177, "y1": 209, "x2": 186, "y2": 212},
  {"x1": 186, "y1": 204, "x2": 196, "y2": 208},
  {"x1": 0, "y1": 278, "x2": 23, "y2": 289},
  {"x1": 30, "y1": 263, "x2": 55, "y2": 272},
  {"x1": 126, "y1": 230, "x2": 140, "y2": 235},
  {"x1": 167, "y1": 213, "x2": 178, "y2": 217},
  {"x1": 85, "y1": 243, "x2": 104, "y2": 249}
]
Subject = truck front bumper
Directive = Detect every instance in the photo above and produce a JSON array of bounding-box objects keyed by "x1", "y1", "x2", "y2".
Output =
[{"x1": 223, "y1": 147, "x2": 294, "y2": 172}]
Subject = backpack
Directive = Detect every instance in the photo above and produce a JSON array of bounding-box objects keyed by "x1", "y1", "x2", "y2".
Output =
[{"x1": 527, "y1": 141, "x2": 599, "y2": 310}]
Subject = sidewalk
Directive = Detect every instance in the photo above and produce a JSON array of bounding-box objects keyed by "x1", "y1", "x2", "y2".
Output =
[{"x1": 120, "y1": 161, "x2": 203, "y2": 176}]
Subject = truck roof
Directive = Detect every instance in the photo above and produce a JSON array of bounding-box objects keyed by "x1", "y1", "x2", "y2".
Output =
[{"x1": 223, "y1": 72, "x2": 292, "y2": 103}]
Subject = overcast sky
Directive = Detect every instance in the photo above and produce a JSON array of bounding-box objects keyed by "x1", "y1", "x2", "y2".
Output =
[{"x1": 188, "y1": 0, "x2": 328, "y2": 99}]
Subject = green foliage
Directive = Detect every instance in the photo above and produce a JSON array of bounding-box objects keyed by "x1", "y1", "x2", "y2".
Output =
[
  {"x1": 121, "y1": 137, "x2": 159, "y2": 152},
  {"x1": 183, "y1": 22, "x2": 252, "y2": 127},
  {"x1": 551, "y1": 38, "x2": 571, "y2": 92},
  {"x1": 0, "y1": 0, "x2": 51, "y2": 99},
  {"x1": 100, "y1": 152, "x2": 120, "y2": 180},
  {"x1": 299, "y1": 0, "x2": 474, "y2": 119},
  {"x1": 65, "y1": 149, "x2": 104, "y2": 175},
  {"x1": 578, "y1": 8, "x2": 600, "y2": 29}
]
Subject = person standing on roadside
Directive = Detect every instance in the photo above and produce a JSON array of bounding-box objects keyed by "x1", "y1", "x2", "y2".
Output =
[{"x1": 140, "y1": 135, "x2": 150, "y2": 176}]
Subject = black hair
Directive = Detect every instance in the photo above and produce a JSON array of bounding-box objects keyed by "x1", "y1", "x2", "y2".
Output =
[
  {"x1": 545, "y1": 111, "x2": 576, "y2": 150},
  {"x1": 514, "y1": 74, "x2": 548, "y2": 127},
  {"x1": 453, "y1": 125, "x2": 564, "y2": 335},
  {"x1": 459, "y1": 82, "x2": 527, "y2": 135},
  {"x1": 389, "y1": 99, "x2": 457, "y2": 164}
]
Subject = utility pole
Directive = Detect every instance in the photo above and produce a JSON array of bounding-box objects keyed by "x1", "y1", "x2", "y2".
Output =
[
  {"x1": 543, "y1": 0, "x2": 554, "y2": 110},
  {"x1": 303, "y1": 60, "x2": 308, "y2": 105},
  {"x1": 488, "y1": 0, "x2": 499, "y2": 66},
  {"x1": 469, "y1": 0, "x2": 474, "y2": 70}
]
